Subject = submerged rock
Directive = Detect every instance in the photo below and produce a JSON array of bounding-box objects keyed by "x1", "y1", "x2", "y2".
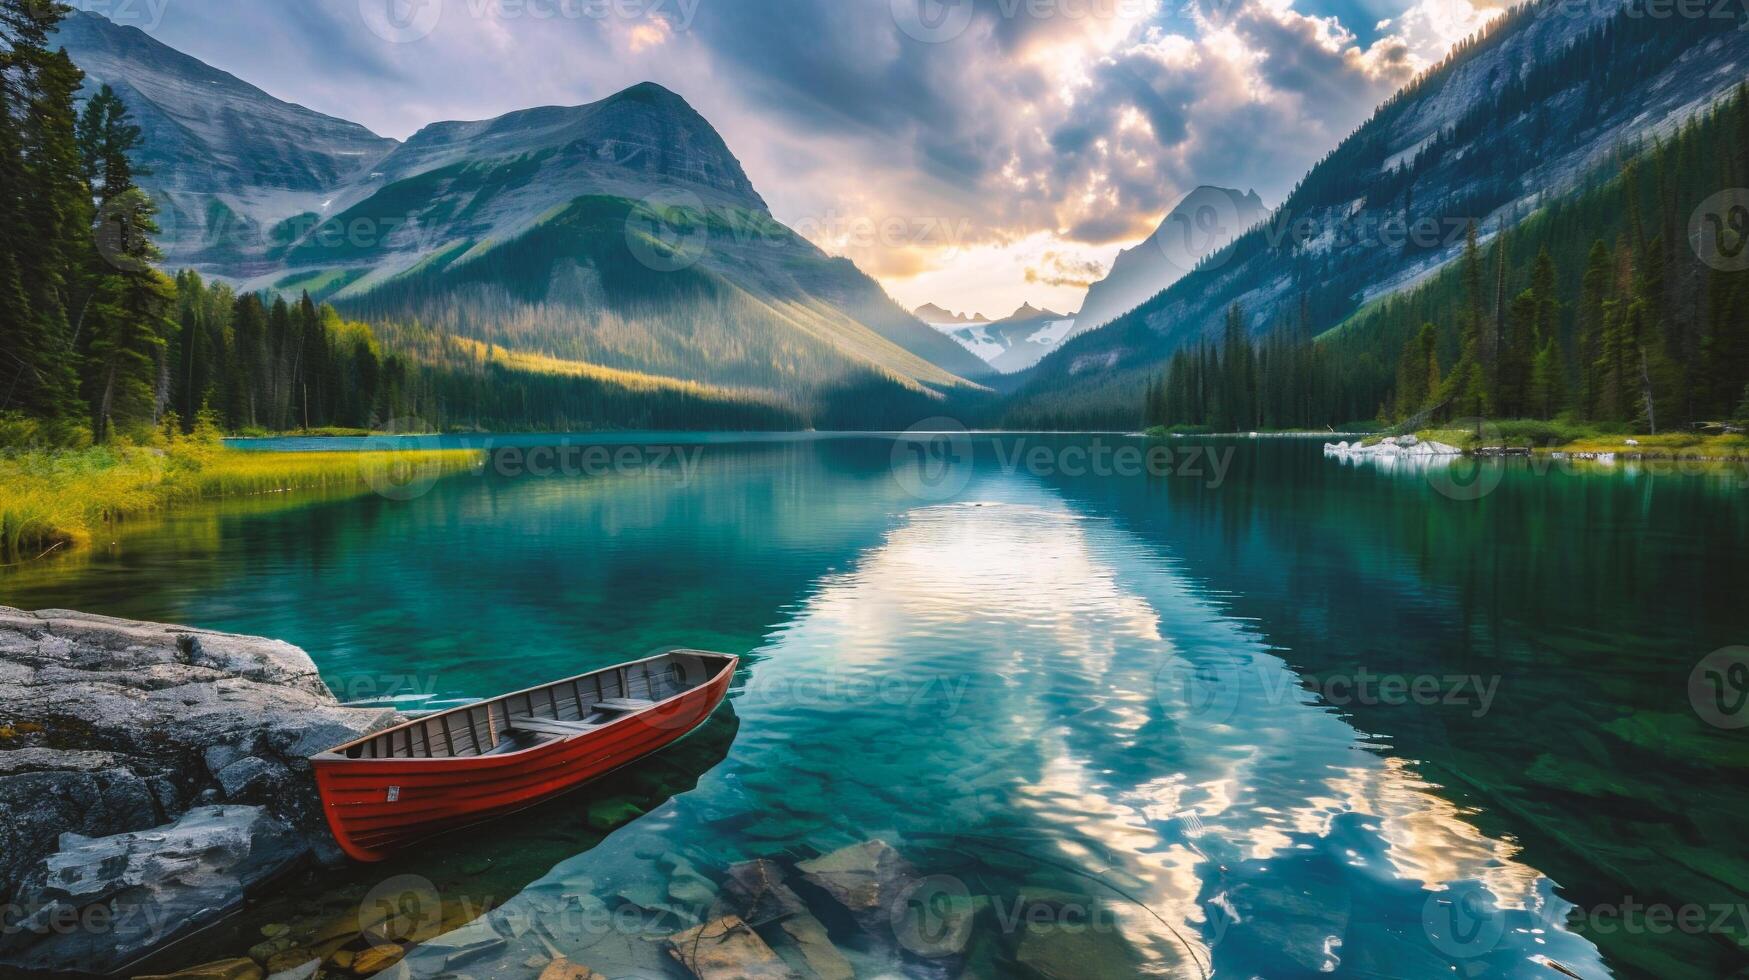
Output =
[
  {"x1": 714, "y1": 858, "x2": 807, "y2": 926},
  {"x1": 796, "y1": 839, "x2": 916, "y2": 919},
  {"x1": 1013, "y1": 918, "x2": 1147, "y2": 980},
  {"x1": 776, "y1": 913, "x2": 853, "y2": 980},
  {"x1": 666, "y1": 914, "x2": 790, "y2": 979},
  {"x1": 536, "y1": 956, "x2": 608, "y2": 980},
  {"x1": 0, "y1": 607, "x2": 399, "y2": 974},
  {"x1": 349, "y1": 943, "x2": 406, "y2": 974},
  {"x1": 663, "y1": 852, "x2": 720, "y2": 909},
  {"x1": 134, "y1": 957, "x2": 265, "y2": 980}
]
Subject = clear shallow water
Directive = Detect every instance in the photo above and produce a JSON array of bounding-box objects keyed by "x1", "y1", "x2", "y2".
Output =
[{"x1": 4, "y1": 435, "x2": 1747, "y2": 979}]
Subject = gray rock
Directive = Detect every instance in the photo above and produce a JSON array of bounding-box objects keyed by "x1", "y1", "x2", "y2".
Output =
[
  {"x1": 0, "y1": 606, "x2": 399, "y2": 973},
  {"x1": 797, "y1": 839, "x2": 915, "y2": 920},
  {"x1": 215, "y1": 756, "x2": 276, "y2": 796},
  {"x1": 0, "y1": 806, "x2": 305, "y2": 975},
  {"x1": 713, "y1": 858, "x2": 806, "y2": 926},
  {"x1": 666, "y1": 915, "x2": 790, "y2": 979},
  {"x1": 0, "y1": 747, "x2": 121, "y2": 774}
]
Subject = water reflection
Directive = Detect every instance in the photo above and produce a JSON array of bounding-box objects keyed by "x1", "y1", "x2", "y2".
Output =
[
  {"x1": 367, "y1": 474, "x2": 1606, "y2": 978},
  {"x1": 8, "y1": 435, "x2": 1742, "y2": 977}
]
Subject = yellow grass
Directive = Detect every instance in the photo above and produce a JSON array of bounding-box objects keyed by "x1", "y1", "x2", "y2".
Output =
[
  {"x1": 0, "y1": 441, "x2": 479, "y2": 564},
  {"x1": 1386, "y1": 425, "x2": 1749, "y2": 460},
  {"x1": 1548, "y1": 432, "x2": 1749, "y2": 459},
  {"x1": 454, "y1": 337, "x2": 780, "y2": 400}
]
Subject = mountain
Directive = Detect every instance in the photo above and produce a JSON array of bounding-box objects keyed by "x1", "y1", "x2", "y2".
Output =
[
  {"x1": 55, "y1": 13, "x2": 992, "y2": 423},
  {"x1": 914, "y1": 303, "x2": 990, "y2": 325},
  {"x1": 54, "y1": 10, "x2": 398, "y2": 273},
  {"x1": 1074, "y1": 186, "x2": 1266, "y2": 333},
  {"x1": 942, "y1": 303, "x2": 1076, "y2": 375},
  {"x1": 1006, "y1": 0, "x2": 1749, "y2": 427}
]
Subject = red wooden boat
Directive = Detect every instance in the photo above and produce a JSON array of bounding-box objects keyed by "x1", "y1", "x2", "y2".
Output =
[{"x1": 310, "y1": 650, "x2": 738, "y2": 862}]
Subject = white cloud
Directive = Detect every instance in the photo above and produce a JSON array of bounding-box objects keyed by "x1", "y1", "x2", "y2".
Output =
[{"x1": 134, "y1": 0, "x2": 1493, "y2": 315}]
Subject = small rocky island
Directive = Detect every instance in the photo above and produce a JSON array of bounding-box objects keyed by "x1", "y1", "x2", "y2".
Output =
[{"x1": 0, "y1": 607, "x2": 400, "y2": 976}]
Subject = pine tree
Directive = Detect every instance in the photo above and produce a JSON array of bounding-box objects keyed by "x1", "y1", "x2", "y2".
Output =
[
  {"x1": 0, "y1": 1, "x2": 89, "y2": 432},
  {"x1": 1393, "y1": 322, "x2": 1441, "y2": 420},
  {"x1": 85, "y1": 190, "x2": 175, "y2": 442},
  {"x1": 76, "y1": 84, "x2": 144, "y2": 203},
  {"x1": 1577, "y1": 240, "x2": 1612, "y2": 419},
  {"x1": 1530, "y1": 337, "x2": 1567, "y2": 420}
]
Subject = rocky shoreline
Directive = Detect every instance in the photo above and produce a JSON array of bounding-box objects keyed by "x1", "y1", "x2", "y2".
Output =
[
  {"x1": 0, "y1": 607, "x2": 400, "y2": 976},
  {"x1": 1322, "y1": 435, "x2": 1464, "y2": 459}
]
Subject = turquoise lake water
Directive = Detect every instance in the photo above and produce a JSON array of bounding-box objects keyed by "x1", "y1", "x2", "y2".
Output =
[{"x1": 4, "y1": 434, "x2": 1746, "y2": 978}]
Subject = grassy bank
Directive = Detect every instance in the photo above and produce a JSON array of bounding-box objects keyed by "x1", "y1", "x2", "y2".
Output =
[
  {"x1": 0, "y1": 439, "x2": 480, "y2": 564},
  {"x1": 1145, "y1": 424, "x2": 1382, "y2": 438},
  {"x1": 1397, "y1": 421, "x2": 1749, "y2": 459}
]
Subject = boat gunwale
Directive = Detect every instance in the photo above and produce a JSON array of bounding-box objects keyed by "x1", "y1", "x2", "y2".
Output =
[{"x1": 309, "y1": 650, "x2": 739, "y2": 764}]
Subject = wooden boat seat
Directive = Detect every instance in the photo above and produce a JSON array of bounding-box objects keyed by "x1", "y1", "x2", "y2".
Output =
[
  {"x1": 507, "y1": 716, "x2": 606, "y2": 737},
  {"x1": 593, "y1": 698, "x2": 655, "y2": 712}
]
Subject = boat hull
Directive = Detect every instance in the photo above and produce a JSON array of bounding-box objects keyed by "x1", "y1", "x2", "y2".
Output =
[{"x1": 311, "y1": 658, "x2": 734, "y2": 862}]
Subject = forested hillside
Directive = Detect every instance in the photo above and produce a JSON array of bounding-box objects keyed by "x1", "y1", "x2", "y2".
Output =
[
  {"x1": 1010, "y1": 0, "x2": 1749, "y2": 428},
  {"x1": 1143, "y1": 85, "x2": 1749, "y2": 433},
  {"x1": 2, "y1": 3, "x2": 940, "y2": 442},
  {"x1": 50, "y1": 12, "x2": 991, "y2": 424},
  {"x1": 0, "y1": 2, "x2": 805, "y2": 442},
  {"x1": 166, "y1": 273, "x2": 804, "y2": 434},
  {"x1": 0, "y1": 0, "x2": 169, "y2": 445},
  {"x1": 336, "y1": 192, "x2": 991, "y2": 413}
]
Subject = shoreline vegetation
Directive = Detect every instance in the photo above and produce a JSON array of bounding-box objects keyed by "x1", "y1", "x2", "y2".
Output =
[
  {"x1": 0, "y1": 427, "x2": 479, "y2": 565},
  {"x1": 1387, "y1": 423, "x2": 1749, "y2": 461},
  {"x1": 1148, "y1": 420, "x2": 1749, "y2": 461},
  {"x1": 1139, "y1": 86, "x2": 1749, "y2": 444},
  {"x1": 13, "y1": 419, "x2": 1743, "y2": 569}
]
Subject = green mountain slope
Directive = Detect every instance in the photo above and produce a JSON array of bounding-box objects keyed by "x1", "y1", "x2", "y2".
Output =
[
  {"x1": 1007, "y1": 0, "x2": 1749, "y2": 428},
  {"x1": 55, "y1": 16, "x2": 992, "y2": 428}
]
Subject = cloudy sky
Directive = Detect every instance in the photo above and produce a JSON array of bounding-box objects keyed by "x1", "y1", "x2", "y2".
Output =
[{"x1": 109, "y1": 0, "x2": 1500, "y2": 317}]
